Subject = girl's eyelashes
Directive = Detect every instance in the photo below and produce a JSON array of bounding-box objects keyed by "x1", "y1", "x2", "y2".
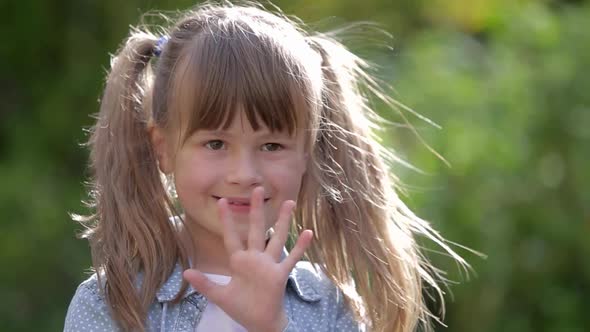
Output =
[
  {"x1": 202, "y1": 140, "x2": 285, "y2": 152},
  {"x1": 204, "y1": 140, "x2": 225, "y2": 150},
  {"x1": 261, "y1": 143, "x2": 283, "y2": 152}
]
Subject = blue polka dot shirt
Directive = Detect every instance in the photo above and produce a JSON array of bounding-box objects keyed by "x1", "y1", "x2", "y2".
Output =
[{"x1": 64, "y1": 259, "x2": 365, "y2": 331}]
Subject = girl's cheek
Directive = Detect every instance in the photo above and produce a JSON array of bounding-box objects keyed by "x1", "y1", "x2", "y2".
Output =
[
  {"x1": 178, "y1": 151, "x2": 223, "y2": 175},
  {"x1": 265, "y1": 155, "x2": 306, "y2": 176}
]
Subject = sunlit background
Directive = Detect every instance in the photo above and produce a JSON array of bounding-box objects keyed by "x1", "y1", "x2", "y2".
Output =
[{"x1": 1, "y1": 0, "x2": 589, "y2": 331}]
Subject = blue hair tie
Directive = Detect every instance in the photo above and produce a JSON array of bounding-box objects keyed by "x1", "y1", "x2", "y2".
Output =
[{"x1": 154, "y1": 36, "x2": 169, "y2": 57}]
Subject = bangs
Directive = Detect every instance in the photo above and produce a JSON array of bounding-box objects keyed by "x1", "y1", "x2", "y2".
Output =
[{"x1": 169, "y1": 27, "x2": 314, "y2": 143}]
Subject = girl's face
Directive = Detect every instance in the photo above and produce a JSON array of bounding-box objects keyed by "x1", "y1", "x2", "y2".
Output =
[{"x1": 152, "y1": 109, "x2": 308, "y2": 244}]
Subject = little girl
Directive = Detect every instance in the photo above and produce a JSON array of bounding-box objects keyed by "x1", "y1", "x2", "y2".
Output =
[{"x1": 64, "y1": 2, "x2": 467, "y2": 332}]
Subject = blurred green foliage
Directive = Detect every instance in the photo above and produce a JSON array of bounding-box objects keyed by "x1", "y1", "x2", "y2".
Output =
[{"x1": 1, "y1": 0, "x2": 588, "y2": 331}]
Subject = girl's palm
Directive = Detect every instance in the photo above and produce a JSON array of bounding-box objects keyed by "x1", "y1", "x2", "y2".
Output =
[{"x1": 183, "y1": 187, "x2": 313, "y2": 332}]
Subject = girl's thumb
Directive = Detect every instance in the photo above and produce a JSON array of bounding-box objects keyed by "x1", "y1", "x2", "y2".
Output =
[{"x1": 182, "y1": 269, "x2": 223, "y2": 302}]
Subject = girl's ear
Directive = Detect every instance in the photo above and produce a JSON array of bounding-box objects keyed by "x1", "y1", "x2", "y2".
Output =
[{"x1": 148, "y1": 125, "x2": 174, "y2": 174}]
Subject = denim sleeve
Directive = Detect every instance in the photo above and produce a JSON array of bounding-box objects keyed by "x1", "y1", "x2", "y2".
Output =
[{"x1": 63, "y1": 279, "x2": 122, "y2": 332}]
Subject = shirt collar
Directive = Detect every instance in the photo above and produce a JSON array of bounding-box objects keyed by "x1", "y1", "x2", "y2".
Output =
[{"x1": 155, "y1": 248, "x2": 322, "y2": 303}]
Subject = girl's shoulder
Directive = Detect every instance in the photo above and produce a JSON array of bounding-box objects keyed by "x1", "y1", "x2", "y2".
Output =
[
  {"x1": 67, "y1": 272, "x2": 106, "y2": 302},
  {"x1": 63, "y1": 272, "x2": 123, "y2": 332},
  {"x1": 285, "y1": 261, "x2": 365, "y2": 331},
  {"x1": 287, "y1": 260, "x2": 336, "y2": 301}
]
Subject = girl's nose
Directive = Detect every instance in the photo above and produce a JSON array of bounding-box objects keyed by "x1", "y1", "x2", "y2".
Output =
[{"x1": 225, "y1": 151, "x2": 262, "y2": 187}]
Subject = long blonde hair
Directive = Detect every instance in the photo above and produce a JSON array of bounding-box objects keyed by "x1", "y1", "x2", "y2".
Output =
[{"x1": 75, "y1": 1, "x2": 468, "y2": 331}]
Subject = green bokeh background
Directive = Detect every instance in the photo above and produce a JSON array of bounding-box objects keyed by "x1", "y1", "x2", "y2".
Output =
[{"x1": 1, "y1": 0, "x2": 588, "y2": 331}]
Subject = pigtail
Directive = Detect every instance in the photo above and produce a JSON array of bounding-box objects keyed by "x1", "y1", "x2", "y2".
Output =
[
  {"x1": 74, "y1": 29, "x2": 182, "y2": 331},
  {"x1": 300, "y1": 34, "x2": 467, "y2": 332}
]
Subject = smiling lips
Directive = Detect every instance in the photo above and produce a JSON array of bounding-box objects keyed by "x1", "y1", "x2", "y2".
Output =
[
  {"x1": 212, "y1": 196, "x2": 270, "y2": 214},
  {"x1": 212, "y1": 196, "x2": 270, "y2": 206}
]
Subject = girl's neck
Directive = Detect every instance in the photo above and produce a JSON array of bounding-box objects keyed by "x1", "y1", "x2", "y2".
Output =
[{"x1": 180, "y1": 215, "x2": 233, "y2": 276}]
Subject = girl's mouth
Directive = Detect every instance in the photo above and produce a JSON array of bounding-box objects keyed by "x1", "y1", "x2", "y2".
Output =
[
  {"x1": 212, "y1": 196, "x2": 270, "y2": 214},
  {"x1": 212, "y1": 196, "x2": 271, "y2": 206}
]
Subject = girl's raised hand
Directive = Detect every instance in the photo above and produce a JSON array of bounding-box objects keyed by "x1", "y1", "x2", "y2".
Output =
[{"x1": 183, "y1": 187, "x2": 314, "y2": 332}]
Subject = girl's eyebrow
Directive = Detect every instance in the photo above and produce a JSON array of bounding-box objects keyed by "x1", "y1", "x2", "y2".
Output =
[
  {"x1": 195, "y1": 130, "x2": 242, "y2": 139},
  {"x1": 198, "y1": 130, "x2": 231, "y2": 137},
  {"x1": 258, "y1": 131, "x2": 292, "y2": 139},
  {"x1": 198, "y1": 130, "x2": 290, "y2": 139}
]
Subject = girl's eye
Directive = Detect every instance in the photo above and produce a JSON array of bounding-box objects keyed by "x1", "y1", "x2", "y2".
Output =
[
  {"x1": 204, "y1": 140, "x2": 225, "y2": 150},
  {"x1": 261, "y1": 143, "x2": 283, "y2": 152}
]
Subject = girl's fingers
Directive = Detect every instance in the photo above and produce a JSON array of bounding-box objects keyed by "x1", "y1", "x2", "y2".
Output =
[
  {"x1": 247, "y1": 187, "x2": 266, "y2": 251},
  {"x1": 265, "y1": 200, "x2": 296, "y2": 261},
  {"x1": 218, "y1": 198, "x2": 243, "y2": 254},
  {"x1": 183, "y1": 269, "x2": 224, "y2": 305},
  {"x1": 281, "y1": 230, "x2": 313, "y2": 273}
]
